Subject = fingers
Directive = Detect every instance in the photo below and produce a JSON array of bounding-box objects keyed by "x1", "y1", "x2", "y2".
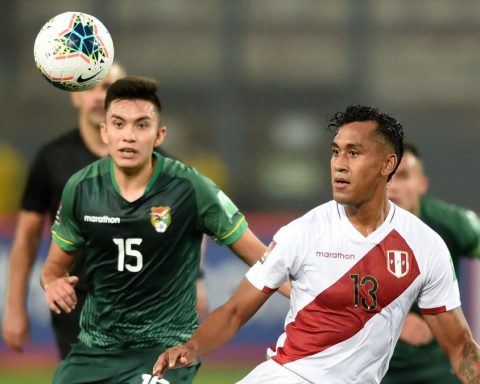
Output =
[
  {"x1": 153, "y1": 347, "x2": 194, "y2": 377},
  {"x1": 3, "y1": 329, "x2": 26, "y2": 352},
  {"x1": 2, "y1": 309, "x2": 29, "y2": 352},
  {"x1": 44, "y1": 277, "x2": 78, "y2": 314},
  {"x1": 66, "y1": 275, "x2": 79, "y2": 287}
]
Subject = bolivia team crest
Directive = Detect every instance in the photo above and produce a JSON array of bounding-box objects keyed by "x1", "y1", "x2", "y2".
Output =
[
  {"x1": 386, "y1": 250, "x2": 410, "y2": 278},
  {"x1": 150, "y1": 206, "x2": 171, "y2": 233}
]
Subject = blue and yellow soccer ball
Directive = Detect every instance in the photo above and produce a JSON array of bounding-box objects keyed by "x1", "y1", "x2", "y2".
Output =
[{"x1": 33, "y1": 12, "x2": 114, "y2": 91}]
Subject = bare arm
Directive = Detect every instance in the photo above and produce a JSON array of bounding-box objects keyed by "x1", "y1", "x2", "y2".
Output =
[
  {"x1": 40, "y1": 241, "x2": 79, "y2": 315},
  {"x1": 229, "y1": 228, "x2": 291, "y2": 297},
  {"x1": 424, "y1": 307, "x2": 480, "y2": 383},
  {"x1": 2, "y1": 211, "x2": 45, "y2": 351},
  {"x1": 228, "y1": 228, "x2": 267, "y2": 266},
  {"x1": 153, "y1": 278, "x2": 269, "y2": 377},
  {"x1": 399, "y1": 312, "x2": 433, "y2": 346}
]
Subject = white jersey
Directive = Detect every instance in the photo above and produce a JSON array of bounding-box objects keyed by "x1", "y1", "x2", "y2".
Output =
[{"x1": 246, "y1": 200, "x2": 460, "y2": 384}]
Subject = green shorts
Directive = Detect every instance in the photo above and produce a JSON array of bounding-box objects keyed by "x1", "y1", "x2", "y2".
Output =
[{"x1": 53, "y1": 343, "x2": 200, "y2": 384}]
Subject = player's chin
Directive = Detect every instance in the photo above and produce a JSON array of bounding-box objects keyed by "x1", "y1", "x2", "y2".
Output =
[
  {"x1": 113, "y1": 157, "x2": 139, "y2": 170},
  {"x1": 332, "y1": 191, "x2": 352, "y2": 205}
]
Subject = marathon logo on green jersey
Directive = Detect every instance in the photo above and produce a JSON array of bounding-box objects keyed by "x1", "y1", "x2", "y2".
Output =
[
  {"x1": 150, "y1": 206, "x2": 171, "y2": 233},
  {"x1": 83, "y1": 215, "x2": 121, "y2": 224}
]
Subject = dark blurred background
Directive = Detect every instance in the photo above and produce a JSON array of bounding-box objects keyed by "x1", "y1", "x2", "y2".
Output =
[
  {"x1": 1, "y1": 0, "x2": 479, "y2": 214},
  {"x1": 0, "y1": 0, "x2": 479, "y2": 373}
]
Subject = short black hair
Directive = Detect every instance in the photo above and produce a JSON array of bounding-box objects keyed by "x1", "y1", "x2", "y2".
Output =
[
  {"x1": 328, "y1": 104, "x2": 405, "y2": 181},
  {"x1": 104, "y1": 76, "x2": 162, "y2": 114}
]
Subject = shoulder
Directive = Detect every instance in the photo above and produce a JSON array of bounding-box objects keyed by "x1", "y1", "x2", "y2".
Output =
[
  {"x1": 39, "y1": 130, "x2": 82, "y2": 152},
  {"x1": 34, "y1": 130, "x2": 88, "y2": 162},
  {"x1": 421, "y1": 195, "x2": 477, "y2": 229},
  {"x1": 393, "y1": 203, "x2": 449, "y2": 254},
  {"x1": 420, "y1": 195, "x2": 480, "y2": 254},
  {"x1": 276, "y1": 201, "x2": 335, "y2": 241},
  {"x1": 393, "y1": 203, "x2": 437, "y2": 235},
  {"x1": 161, "y1": 155, "x2": 214, "y2": 187},
  {"x1": 64, "y1": 157, "x2": 109, "y2": 190}
]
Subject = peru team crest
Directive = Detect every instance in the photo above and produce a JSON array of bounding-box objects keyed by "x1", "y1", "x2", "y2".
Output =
[
  {"x1": 386, "y1": 250, "x2": 410, "y2": 278},
  {"x1": 150, "y1": 206, "x2": 171, "y2": 233}
]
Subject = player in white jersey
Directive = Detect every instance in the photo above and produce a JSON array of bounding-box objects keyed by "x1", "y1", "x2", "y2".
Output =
[{"x1": 153, "y1": 105, "x2": 480, "y2": 384}]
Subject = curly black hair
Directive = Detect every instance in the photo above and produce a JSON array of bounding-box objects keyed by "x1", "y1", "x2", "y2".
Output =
[{"x1": 328, "y1": 104, "x2": 405, "y2": 181}]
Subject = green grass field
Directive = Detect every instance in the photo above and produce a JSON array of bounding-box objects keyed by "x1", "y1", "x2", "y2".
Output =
[{"x1": 0, "y1": 365, "x2": 251, "y2": 384}]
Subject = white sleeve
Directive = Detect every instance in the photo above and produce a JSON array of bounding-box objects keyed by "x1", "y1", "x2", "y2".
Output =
[
  {"x1": 246, "y1": 226, "x2": 294, "y2": 294},
  {"x1": 417, "y1": 234, "x2": 461, "y2": 314}
]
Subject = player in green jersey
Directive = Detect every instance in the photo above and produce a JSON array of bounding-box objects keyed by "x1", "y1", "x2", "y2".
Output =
[
  {"x1": 384, "y1": 142, "x2": 480, "y2": 383},
  {"x1": 40, "y1": 76, "x2": 269, "y2": 384}
]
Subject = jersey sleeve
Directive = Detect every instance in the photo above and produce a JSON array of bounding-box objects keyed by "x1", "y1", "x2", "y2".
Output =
[
  {"x1": 246, "y1": 226, "x2": 293, "y2": 294},
  {"x1": 464, "y1": 210, "x2": 480, "y2": 258},
  {"x1": 51, "y1": 175, "x2": 85, "y2": 252},
  {"x1": 21, "y1": 148, "x2": 52, "y2": 213},
  {"x1": 194, "y1": 174, "x2": 247, "y2": 245},
  {"x1": 417, "y1": 234, "x2": 461, "y2": 315},
  {"x1": 422, "y1": 197, "x2": 480, "y2": 258}
]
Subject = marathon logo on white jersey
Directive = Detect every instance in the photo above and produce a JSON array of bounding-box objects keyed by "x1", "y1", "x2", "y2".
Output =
[
  {"x1": 316, "y1": 251, "x2": 355, "y2": 260},
  {"x1": 386, "y1": 250, "x2": 410, "y2": 278},
  {"x1": 83, "y1": 215, "x2": 121, "y2": 224}
]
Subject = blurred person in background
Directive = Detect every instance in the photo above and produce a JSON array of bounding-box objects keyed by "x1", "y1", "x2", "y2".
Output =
[{"x1": 383, "y1": 142, "x2": 480, "y2": 383}]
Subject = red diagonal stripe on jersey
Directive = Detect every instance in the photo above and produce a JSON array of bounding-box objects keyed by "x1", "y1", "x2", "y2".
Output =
[{"x1": 273, "y1": 229, "x2": 420, "y2": 365}]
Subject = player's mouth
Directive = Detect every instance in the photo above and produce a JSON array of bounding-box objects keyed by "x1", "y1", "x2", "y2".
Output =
[
  {"x1": 333, "y1": 177, "x2": 350, "y2": 189},
  {"x1": 118, "y1": 148, "x2": 138, "y2": 158}
]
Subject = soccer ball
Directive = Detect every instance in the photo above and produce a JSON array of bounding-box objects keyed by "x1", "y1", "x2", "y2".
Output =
[{"x1": 33, "y1": 12, "x2": 114, "y2": 91}]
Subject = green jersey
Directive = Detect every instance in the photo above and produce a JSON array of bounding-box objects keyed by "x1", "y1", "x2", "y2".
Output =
[
  {"x1": 384, "y1": 196, "x2": 480, "y2": 383},
  {"x1": 52, "y1": 152, "x2": 247, "y2": 351}
]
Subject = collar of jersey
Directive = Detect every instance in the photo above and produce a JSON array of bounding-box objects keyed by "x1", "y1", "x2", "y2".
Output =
[
  {"x1": 337, "y1": 201, "x2": 396, "y2": 242},
  {"x1": 108, "y1": 151, "x2": 164, "y2": 196}
]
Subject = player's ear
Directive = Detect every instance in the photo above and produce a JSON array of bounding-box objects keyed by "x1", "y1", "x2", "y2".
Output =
[
  {"x1": 382, "y1": 153, "x2": 397, "y2": 177},
  {"x1": 419, "y1": 175, "x2": 429, "y2": 195},
  {"x1": 154, "y1": 126, "x2": 167, "y2": 147},
  {"x1": 100, "y1": 122, "x2": 109, "y2": 144}
]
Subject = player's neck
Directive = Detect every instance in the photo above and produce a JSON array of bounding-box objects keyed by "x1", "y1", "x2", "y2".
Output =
[
  {"x1": 112, "y1": 157, "x2": 156, "y2": 202},
  {"x1": 344, "y1": 197, "x2": 391, "y2": 237},
  {"x1": 79, "y1": 120, "x2": 109, "y2": 158}
]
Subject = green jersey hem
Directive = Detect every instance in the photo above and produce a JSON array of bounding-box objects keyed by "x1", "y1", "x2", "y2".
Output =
[
  {"x1": 52, "y1": 230, "x2": 81, "y2": 252},
  {"x1": 213, "y1": 216, "x2": 247, "y2": 245}
]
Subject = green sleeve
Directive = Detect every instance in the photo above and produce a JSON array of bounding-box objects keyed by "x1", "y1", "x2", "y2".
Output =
[
  {"x1": 421, "y1": 196, "x2": 480, "y2": 258},
  {"x1": 51, "y1": 174, "x2": 85, "y2": 252},
  {"x1": 466, "y1": 210, "x2": 480, "y2": 257},
  {"x1": 193, "y1": 173, "x2": 247, "y2": 245}
]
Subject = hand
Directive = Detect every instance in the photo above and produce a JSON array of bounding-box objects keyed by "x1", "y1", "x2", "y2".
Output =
[
  {"x1": 44, "y1": 276, "x2": 79, "y2": 314},
  {"x1": 2, "y1": 305, "x2": 29, "y2": 352},
  {"x1": 152, "y1": 344, "x2": 197, "y2": 377},
  {"x1": 400, "y1": 312, "x2": 434, "y2": 346}
]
